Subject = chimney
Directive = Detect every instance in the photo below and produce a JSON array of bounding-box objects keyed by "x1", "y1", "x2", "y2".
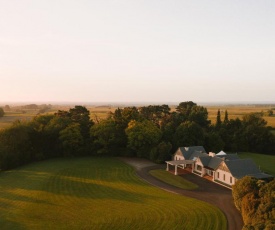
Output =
[{"x1": 209, "y1": 152, "x2": 216, "y2": 157}]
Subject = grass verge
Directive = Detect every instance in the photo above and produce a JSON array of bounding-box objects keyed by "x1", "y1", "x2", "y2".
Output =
[{"x1": 149, "y1": 169, "x2": 198, "y2": 190}]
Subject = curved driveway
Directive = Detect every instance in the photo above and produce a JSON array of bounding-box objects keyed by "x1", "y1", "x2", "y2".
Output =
[{"x1": 119, "y1": 157, "x2": 243, "y2": 230}]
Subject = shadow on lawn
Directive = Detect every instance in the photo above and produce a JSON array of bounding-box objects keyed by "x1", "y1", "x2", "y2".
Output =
[{"x1": 0, "y1": 163, "x2": 157, "y2": 207}]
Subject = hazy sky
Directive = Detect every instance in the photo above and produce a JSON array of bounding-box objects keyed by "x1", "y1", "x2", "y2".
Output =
[{"x1": 1, "y1": 0, "x2": 274, "y2": 104}]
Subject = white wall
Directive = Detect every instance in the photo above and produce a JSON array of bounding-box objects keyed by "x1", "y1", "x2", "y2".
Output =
[
  {"x1": 214, "y1": 169, "x2": 235, "y2": 185},
  {"x1": 194, "y1": 161, "x2": 204, "y2": 176},
  {"x1": 173, "y1": 149, "x2": 184, "y2": 160}
]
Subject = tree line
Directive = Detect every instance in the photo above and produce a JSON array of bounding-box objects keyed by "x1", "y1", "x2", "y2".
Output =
[{"x1": 0, "y1": 102, "x2": 274, "y2": 171}]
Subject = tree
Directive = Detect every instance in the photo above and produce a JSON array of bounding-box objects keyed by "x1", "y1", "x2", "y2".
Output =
[
  {"x1": 205, "y1": 132, "x2": 224, "y2": 153},
  {"x1": 241, "y1": 113, "x2": 274, "y2": 153},
  {"x1": 90, "y1": 119, "x2": 127, "y2": 155},
  {"x1": 69, "y1": 105, "x2": 93, "y2": 139},
  {"x1": 176, "y1": 101, "x2": 197, "y2": 115},
  {"x1": 174, "y1": 121, "x2": 205, "y2": 147},
  {"x1": 232, "y1": 177, "x2": 275, "y2": 229},
  {"x1": 0, "y1": 121, "x2": 32, "y2": 169},
  {"x1": 4, "y1": 105, "x2": 11, "y2": 111},
  {"x1": 0, "y1": 108, "x2": 4, "y2": 117},
  {"x1": 153, "y1": 141, "x2": 172, "y2": 163},
  {"x1": 139, "y1": 105, "x2": 170, "y2": 127},
  {"x1": 125, "y1": 120, "x2": 162, "y2": 158},
  {"x1": 232, "y1": 176, "x2": 259, "y2": 212},
  {"x1": 215, "y1": 109, "x2": 222, "y2": 129},
  {"x1": 188, "y1": 106, "x2": 210, "y2": 128},
  {"x1": 224, "y1": 110, "x2": 229, "y2": 123},
  {"x1": 59, "y1": 123, "x2": 84, "y2": 157}
]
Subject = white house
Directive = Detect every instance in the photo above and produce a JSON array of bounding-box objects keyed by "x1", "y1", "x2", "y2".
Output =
[{"x1": 166, "y1": 146, "x2": 273, "y2": 188}]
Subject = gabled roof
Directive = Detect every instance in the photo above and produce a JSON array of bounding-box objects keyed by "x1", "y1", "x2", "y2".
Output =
[
  {"x1": 178, "y1": 146, "x2": 206, "y2": 160},
  {"x1": 208, "y1": 157, "x2": 223, "y2": 170},
  {"x1": 198, "y1": 156, "x2": 223, "y2": 170},
  {"x1": 198, "y1": 156, "x2": 211, "y2": 167},
  {"x1": 224, "y1": 159, "x2": 273, "y2": 179},
  {"x1": 189, "y1": 151, "x2": 208, "y2": 160},
  {"x1": 216, "y1": 150, "x2": 226, "y2": 156}
]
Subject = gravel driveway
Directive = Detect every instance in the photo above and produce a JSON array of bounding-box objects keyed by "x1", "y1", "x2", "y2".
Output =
[{"x1": 119, "y1": 157, "x2": 244, "y2": 230}]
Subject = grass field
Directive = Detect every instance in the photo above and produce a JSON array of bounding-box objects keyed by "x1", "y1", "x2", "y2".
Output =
[
  {"x1": 149, "y1": 169, "x2": 198, "y2": 190},
  {"x1": 238, "y1": 152, "x2": 275, "y2": 176},
  {"x1": 0, "y1": 157, "x2": 226, "y2": 230}
]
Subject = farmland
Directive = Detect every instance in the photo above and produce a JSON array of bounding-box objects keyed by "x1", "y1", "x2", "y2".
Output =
[{"x1": 0, "y1": 157, "x2": 226, "y2": 230}]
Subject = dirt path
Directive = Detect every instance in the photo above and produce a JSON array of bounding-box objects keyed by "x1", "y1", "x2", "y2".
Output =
[{"x1": 119, "y1": 157, "x2": 244, "y2": 230}]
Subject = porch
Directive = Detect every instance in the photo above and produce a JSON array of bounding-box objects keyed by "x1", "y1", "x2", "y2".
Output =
[{"x1": 165, "y1": 160, "x2": 194, "y2": 175}]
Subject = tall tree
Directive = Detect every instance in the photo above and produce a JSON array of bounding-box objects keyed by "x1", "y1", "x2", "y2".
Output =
[
  {"x1": 216, "y1": 109, "x2": 222, "y2": 129},
  {"x1": 188, "y1": 106, "x2": 210, "y2": 128},
  {"x1": 69, "y1": 106, "x2": 93, "y2": 139},
  {"x1": 176, "y1": 101, "x2": 197, "y2": 118},
  {"x1": 224, "y1": 110, "x2": 229, "y2": 123}
]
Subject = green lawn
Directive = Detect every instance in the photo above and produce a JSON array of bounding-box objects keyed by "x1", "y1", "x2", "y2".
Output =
[
  {"x1": 0, "y1": 157, "x2": 226, "y2": 230},
  {"x1": 238, "y1": 152, "x2": 275, "y2": 176},
  {"x1": 149, "y1": 169, "x2": 198, "y2": 190}
]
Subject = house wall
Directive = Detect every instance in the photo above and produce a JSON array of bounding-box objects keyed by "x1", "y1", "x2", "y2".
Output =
[
  {"x1": 173, "y1": 149, "x2": 185, "y2": 160},
  {"x1": 194, "y1": 161, "x2": 204, "y2": 176},
  {"x1": 214, "y1": 169, "x2": 235, "y2": 185}
]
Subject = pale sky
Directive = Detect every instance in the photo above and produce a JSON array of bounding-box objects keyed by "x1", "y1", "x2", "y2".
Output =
[{"x1": 1, "y1": 0, "x2": 275, "y2": 104}]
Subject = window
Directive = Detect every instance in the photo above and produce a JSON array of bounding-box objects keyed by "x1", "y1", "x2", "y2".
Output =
[
  {"x1": 217, "y1": 172, "x2": 219, "y2": 179},
  {"x1": 223, "y1": 174, "x2": 225, "y2": 181},
  {"x1": 197, "y1": 165, "x2": 202, "y2": 171},
  {"x1": 230, "y1": 177, "x2": 232, "y2": 184}
]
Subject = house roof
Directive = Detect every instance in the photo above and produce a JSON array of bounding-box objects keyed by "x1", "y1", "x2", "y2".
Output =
[
  {"x1": 224, "y1": 159, "x2": 273, "y2": 179},
  {"x1": 178, "y1": 146, "x2": 206, "y2": 160},
  {"x1": 198, "y1": 156, "x2": 223, "y2": 170},
  {"x1": 216, "y1": 150, "x2": 226, "y2": 156},
  {"x1": 217, "y1": 154, "x2": 240, "y2": 161},
  {"x1": 208, "y1": 157, "x2": 223, "y2": 170},
  {"x1": 189, "y1": 151, "x2": 208, "y2": 160}
]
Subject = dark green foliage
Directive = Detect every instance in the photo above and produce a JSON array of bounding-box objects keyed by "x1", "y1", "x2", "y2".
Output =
[
  {"x1": 216, "y1": 109, "x2": 222, "y2": 129},
  {"x1": 205, "y1": 132, "x2": 224, "y2": 153},
  {"x1": 176, "y1": 101, "x2": 197, "y2": 116},
  {"x1": 0, "y1": 102, "x2": 274, "y2": 172},
  {"x1": 174, "y1": 121, "x2": 205, "y2": 147},
  {"x1": 224, "y1": 110, "x2": 229, "y2": 123},
  {"x1": 0, "y1": 121, "x2": 32, "y2": 169},
  {"x1": 90, "y1": 119, "x2": 126, "y2": 155},
  {"x1": 139, "y1": 104, "x2": 170, "y2": 127},
  {"x1": 125, "y1": 120, "x2": 162, "y2": 158},
  {"x1": 188, "y1": 106, "x2": 210, "y2": 128}
]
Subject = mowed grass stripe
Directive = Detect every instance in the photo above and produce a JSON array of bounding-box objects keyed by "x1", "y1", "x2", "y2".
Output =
[{"x1": 0, "y1": 157, "x2": 226, "y2": 230}]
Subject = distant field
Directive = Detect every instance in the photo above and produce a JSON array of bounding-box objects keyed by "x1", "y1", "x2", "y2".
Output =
[
  {"x1": 0, "y1": 157, "x2": 226, "y2": 230},
  {"x1": 206, "y1": 105, "x2": 275, "y2": 127},
  {"x1": 1, "y1": 104, "x2": 275, "y2": 130},
  {"x1": 238, "y1": 152, "x2": 275, "y2": 176}
]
